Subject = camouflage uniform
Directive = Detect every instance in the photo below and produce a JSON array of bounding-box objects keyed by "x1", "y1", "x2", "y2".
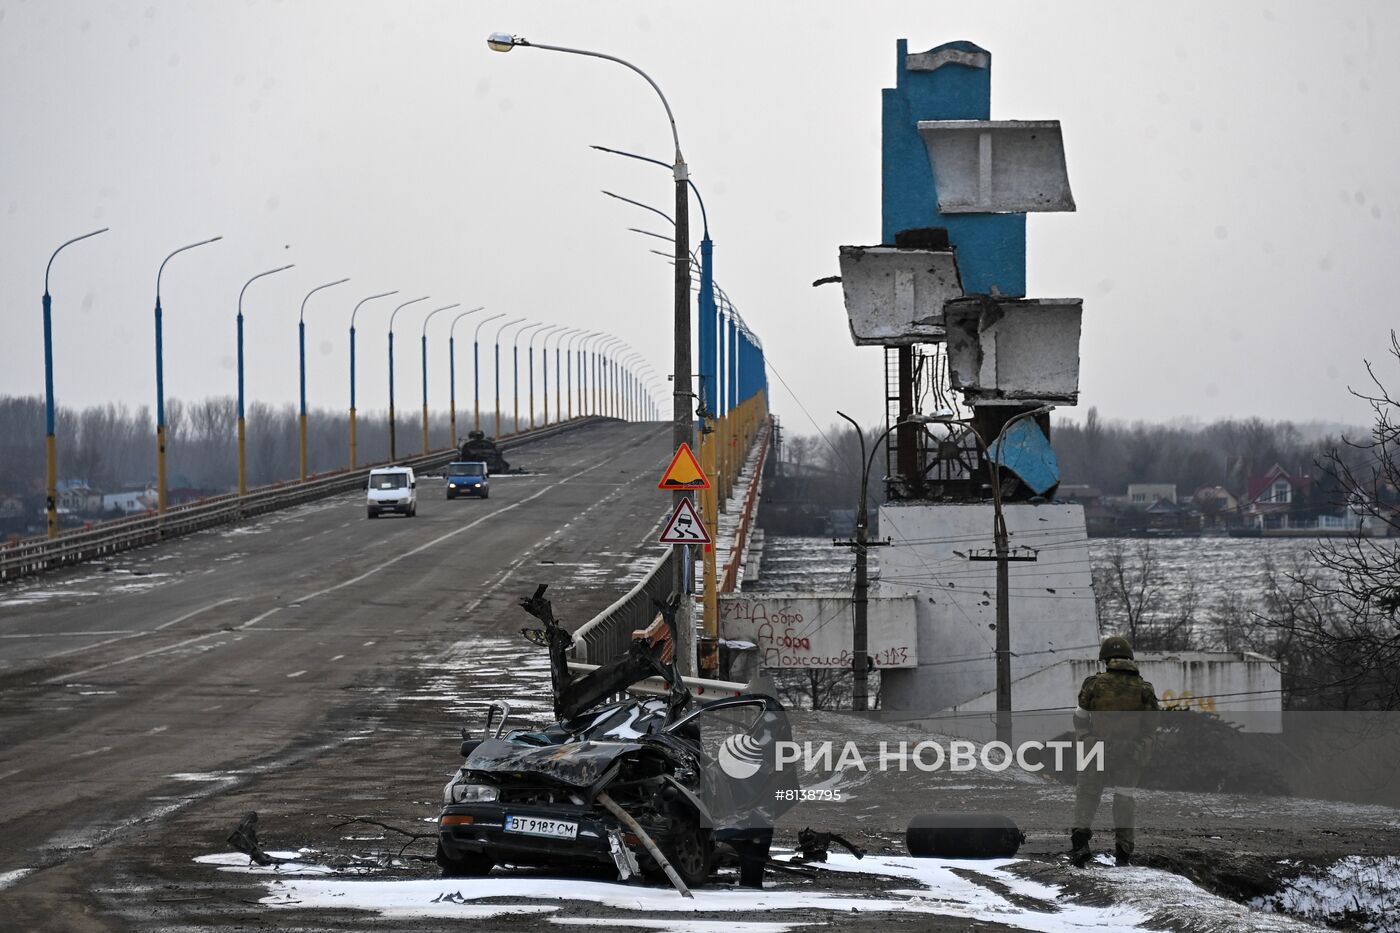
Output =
[{"x1": 1071, "y1": 637, "x2": 1159, "y2": 866}]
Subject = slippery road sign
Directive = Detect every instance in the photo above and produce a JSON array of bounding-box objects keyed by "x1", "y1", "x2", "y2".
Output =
[
  {"x1": 657, "y1": 442, "x2": 710, "y2": 490},
  {"x1": 658, "y1": 497, "x2": 712, "y2": 545}
]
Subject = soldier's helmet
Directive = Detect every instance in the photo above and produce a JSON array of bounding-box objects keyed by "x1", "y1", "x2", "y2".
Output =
[{"x1": 1099, "y1": 635, "x2": 1134, "y2": 661}]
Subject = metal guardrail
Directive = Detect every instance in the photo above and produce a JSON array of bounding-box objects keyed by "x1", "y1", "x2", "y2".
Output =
[
  {"x1": 721, "y1": 417, "x2": 772, "y2": 592},
  {"x1": 570, "y1": 548, "x2": 676, "y2": 665},
  {"x1": 0, "y1": 417, "x2": 602, "y2": 583}
]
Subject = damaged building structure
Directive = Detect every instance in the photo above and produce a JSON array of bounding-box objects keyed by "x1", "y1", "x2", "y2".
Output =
[{"x1": 836, "y1": 40, "x2": 1281, "y2": 729}]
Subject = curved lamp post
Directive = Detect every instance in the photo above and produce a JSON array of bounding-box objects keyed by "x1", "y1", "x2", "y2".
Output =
[
  {"x1": 513, "y1": 322, "x2": 545, "y2": 432},
  {"x1": 420, "y1": 303, "x2": 460, "y2": 453},
  {"x1": 298, "y1": 277, "x2": 350, "y2": 480},
  {"x1": 237, "y1": 264, "x2": 296, "y2": 495},
  {"x1": 387, "y1": 295, "x2": 430, "y2": 460},
  {"x1": 835, "y1": 410, "x2": 940, "y2": 712},
  {"x1": 564, "y1": 329, "x2": 593, "y2": 420},
  {"x1": 926, "y1": 405, "x2": 1056, "y2": 745},
  {"x1": 489, "y1": 30, "x2": 696, "y2": 671},
  {"x1": 530, "y1": 325, "x2": 563, "y2": 428},
  {"x1": 448, "y1": 306, "x2": 486, "y2": 444},
  {"x1": 597, "y1": 336, "x2": 624, "y2": 418},
  {"x1": 492, "y1": 317, "x2": 526, "y2": 437},
  {"x1": 41, "y1": 227, "x2": 109, "y2": 538},
  {"x1": 575, "y1": 332, "x2": 601, "y2": 417},
  {"x1": 348, "y1": 290, "x2": 398, "y2": 468},
  {"x1": 552, "y1": 328, "x2": 583, "y2": 424},
  {"x1": 154, "y1": 235, "x2": 222, "y2": 513},
  {"x1": 472, "y1": 312, "x2": 505, "y2": 432}
]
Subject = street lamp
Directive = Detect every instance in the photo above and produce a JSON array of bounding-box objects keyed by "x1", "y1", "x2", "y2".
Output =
[
  {"x1": 489, "y1": 31, "x2": 696, "y2": 672},
  {"x1": 298, "y1": 277, "x2": 351, "y2": 481},
  {"x1": 421, "y1": 303, "x2": 460, "y2": 454},
  {"x1": 473, "y1": 312, "x2": 506, "y2": 432},
  {"x1": 236, "y1": 264, "x2": 295, "y2": 496},
  {"x1": 348, "y1": 290, "x2": 398, "y2": 469},
  {"x1": 926, "y1": 405, "x2": 1056, "y2": 744},
  {"x1": 154, "y1": 235, "x2": 222, "y2": 514},
  {"x1": 565, "y1": 330, "x2": 595, "y2": 420},
  {"x1": 598, "y1": 336, "x2": 624, "y2": 418},
  {"x1": 530, "y1": 324, "x2": 563, "y2": 429},
  {"x1": 514, "y1": 322, "x2": 545, "y2": 432},
  {"x1": 493, "y1": 317, "x2": 526, "y2": 437},
  {"x1": 387, "y1": 295, "x2": 430, "y2": 460},
  {"x1": 552, "y1": 328, "x2": 583, "y2": 423},
  {"x1": 834, "y1": 410, "x2": 941, "y2": 712},
  {"x1": 41, "y1": 227, "x2": 109, "y2": 538},
  {"x1": 580, "y1": 333, "x2": 605, "y2": 416},
  {"x1": 449, "y1": 306, "x2": 486, "y2": 444}
]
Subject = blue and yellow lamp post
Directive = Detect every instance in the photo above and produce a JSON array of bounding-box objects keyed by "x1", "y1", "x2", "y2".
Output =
[
  {"x1": 154, "y1": 235, "x2": 222, "y2": 514},
  {"x1": 386, "y1": 296, "x2": 430, "y2": 461},
  {"x1": 472, "y1": 312, "x2": 505, "y2": 432},
  {"x1": 513, "y1": 322, "x2": 545, "y2": 432},
  {"x1": 42, "y1": 227, "x2": 109, "y2": 538},
  {"x1": 448, "y1": 306, "x2": 485, "y2": 444},
  {"x1": 419, "y1": 303, "x2": 460, "y2": 454},
  {"x1": 236, "y1": 264, "x2": 295, "y2": 496},
  {"x1": 298, "y1": 277, "x2": 350, "y2": 481},
  {"x1": 348, "y1": 290, "x2": 398, "y2": 469},
  {"x1": 492, "y1": 317, "x2": 525, "y2": 437}
]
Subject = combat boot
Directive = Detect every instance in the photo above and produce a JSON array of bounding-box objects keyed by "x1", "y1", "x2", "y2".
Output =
[{"x1": 1069, "y1": 829, "x2": 1092, "y2": 868}]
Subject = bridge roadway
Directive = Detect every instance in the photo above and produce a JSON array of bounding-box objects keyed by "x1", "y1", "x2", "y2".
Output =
[{"x1": 0, "y1": 420, "x2": 672, "y2": 930}]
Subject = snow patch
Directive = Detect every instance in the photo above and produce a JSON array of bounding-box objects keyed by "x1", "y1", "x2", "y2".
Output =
[{"x1": 1252, "y1": 856, "x2": 1400, "y2": 932}]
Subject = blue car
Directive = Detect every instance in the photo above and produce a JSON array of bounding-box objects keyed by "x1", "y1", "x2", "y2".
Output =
[{"x1": 446, "y1": 461, "x2": 490, "y2": 499}]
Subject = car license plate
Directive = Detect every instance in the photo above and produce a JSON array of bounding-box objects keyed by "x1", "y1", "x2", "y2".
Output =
[{"x1": 504, "y1": 815, "x2": 579, "y2": 839}]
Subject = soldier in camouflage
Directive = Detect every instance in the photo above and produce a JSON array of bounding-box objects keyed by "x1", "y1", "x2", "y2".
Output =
[{"x1": 1070, "y1": 635, "x2": 1159, "y2": 867}]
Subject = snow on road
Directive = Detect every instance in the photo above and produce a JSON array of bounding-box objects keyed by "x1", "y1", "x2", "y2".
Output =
[{"x1": 194, "y1": 849, "x2": 1334, "y2": 930}]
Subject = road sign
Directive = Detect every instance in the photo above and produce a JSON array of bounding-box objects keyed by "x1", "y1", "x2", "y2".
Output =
[
  {"x1": 657, "y1": 442, "x2": 710, "y2": 490},
  {"x1": 658, "y1": 497, "x2": 712, "y2": 545}
]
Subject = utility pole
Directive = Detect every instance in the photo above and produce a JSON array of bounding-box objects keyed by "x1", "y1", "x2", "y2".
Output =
[{"x1": 967, "y1": 506, "x2": 1038, "y2": 746}]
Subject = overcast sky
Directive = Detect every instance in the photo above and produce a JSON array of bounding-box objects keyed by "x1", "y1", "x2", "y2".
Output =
[{"x1": 3, "y1": 0, "x2": 1397, "y2": 437}]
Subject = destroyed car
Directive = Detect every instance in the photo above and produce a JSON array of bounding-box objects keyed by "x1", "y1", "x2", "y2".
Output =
[{"x1": 437, "y1": 585, "x2": 795, "y2": 888}]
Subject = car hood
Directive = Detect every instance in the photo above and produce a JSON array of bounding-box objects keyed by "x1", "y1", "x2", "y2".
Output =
[{"x1": 464, "y1": 738, "x2": 643, "y2": 788}]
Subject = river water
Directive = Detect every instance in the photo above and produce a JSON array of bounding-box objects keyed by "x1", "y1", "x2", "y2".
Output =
[{"x1": 750, "y1": 534, "x2": 1335, "y2": 649}]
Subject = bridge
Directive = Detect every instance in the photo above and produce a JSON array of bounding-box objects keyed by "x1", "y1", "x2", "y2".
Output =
[{"x1": 0, "y1": 415, "x2": 773, "y2": 927}]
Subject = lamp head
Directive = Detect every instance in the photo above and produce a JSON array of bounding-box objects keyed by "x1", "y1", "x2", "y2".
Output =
[{"x1": 488, "y1": 32, "x2": 524, "y2": 52}]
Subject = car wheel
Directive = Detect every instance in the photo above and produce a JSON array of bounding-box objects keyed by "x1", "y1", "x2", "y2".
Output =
[
  {"x1": 650, "y1": 816, "x2": 711, "y2": 888},
  {"x1": 409, "y1": 504, "x2": 417, "y2": 517},
  {"x1": 367, "y1": 508, "x2": 378, "y2": 519},
  {"x1": 436, "y1": 841, "x2": 493, "y2": 877},
  {"x1": 482, "y1": 490, "x2": 489, "y2": 499}
]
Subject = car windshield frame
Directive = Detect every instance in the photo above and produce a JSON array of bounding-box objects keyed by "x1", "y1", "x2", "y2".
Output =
[
  {"x1": 448, "y1": 462, "x2": 487, "y2": 478},
  {"x1": 370, "y1": 472, "x2": 409, "y2": 490}
]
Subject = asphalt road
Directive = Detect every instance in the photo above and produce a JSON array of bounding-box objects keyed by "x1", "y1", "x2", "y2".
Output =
[{"x1": 0, "y1": 419, "x2": 674, "y2": 930}]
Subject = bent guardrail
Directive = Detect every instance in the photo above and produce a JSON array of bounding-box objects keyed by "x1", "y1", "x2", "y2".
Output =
[
  {"x1": 570, "y1": 549, "x2": 675, "y2": 665},
  {"x1": 0, "y1": 417, "x2": 602, "y2": 583}
]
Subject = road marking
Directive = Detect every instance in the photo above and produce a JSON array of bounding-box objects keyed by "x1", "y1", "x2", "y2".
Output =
[
  {"x1": 286, "y1": 670, "x2": 307, "y2": 679},
  {"x1": 1, "y1": 631, "x2": 127, "y2": 638},
  {"x1": 148, "y1": 725, "x2": 168, "y2": 734},
  {"x1": 0, "y1": 869, "x2": 33, "y2": 890},
  {"x1": 45, "y1": 606, "x2": 279, "y2": 684},
  {"x1": 329, "y1": 654, "x2": 345, "y2": 661},
  {"x1": 202, "y1": 704, "x2": 223, "y2": 712},
  {"x1": 0, "y1": 768, "x2": 23, "y2": 781},
  {"x1": 362, "y1": 640, "x2": 375, "y2": 647},
  {"x1": 68, "y1": 745, "x2": 113, "y2": 759},
  {"x1": 43, "y1": 598, "x2": 239, "y2": 661},
  {"x1": 291, "y1": 453, "x2": 619, "y2": 605}
]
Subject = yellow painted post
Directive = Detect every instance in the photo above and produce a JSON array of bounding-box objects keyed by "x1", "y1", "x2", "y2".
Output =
[
  {"x1": 299, "y1": 413, "x2": 308, "y2": 481},
  {"x1": 702, "y1": 429, "x2": 719, "y2": 677},
  {"x1": 422, "y1": 403, "x2": 430, "y2": 454},
  {"x1": 45, "y1": 435, "x2": 58, "y2": 538},
  {"x1": 349, "y1": 407, "x2": 358, "y2": 469},
  {"x1": 450, "y1": 400, "x2": 457, "y2": 451},
  {"x1": 157, "y1": 425, "x2": 168, "y2": 513},
  {"x1": 237, "y1": 415, "x2": 247, "y2": 496}
]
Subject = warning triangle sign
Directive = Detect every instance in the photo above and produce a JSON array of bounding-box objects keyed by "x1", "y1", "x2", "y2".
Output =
[
  {"x1": 658, "y1": 497, "x2": 712, "y2": 545},
  {"x1": 657, "y1": 442, "x2": 710, "y2": 490}
]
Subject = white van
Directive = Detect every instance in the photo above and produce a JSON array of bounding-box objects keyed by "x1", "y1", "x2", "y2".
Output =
[{"x1": 367, "y1": 466, "x2": 417, "y2": 518}]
